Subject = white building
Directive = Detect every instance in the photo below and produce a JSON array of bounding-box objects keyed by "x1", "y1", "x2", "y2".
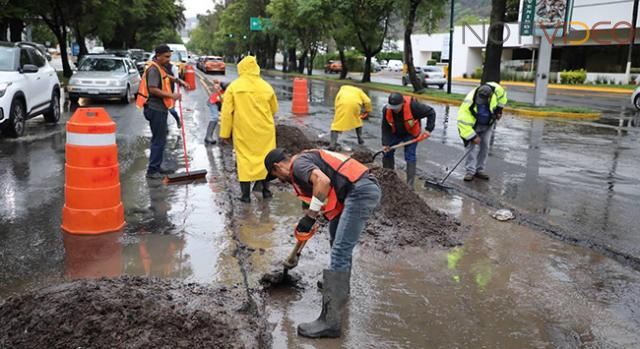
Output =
[{"x1": 411, "y1": 0, "x2": 640, "y2": 82}]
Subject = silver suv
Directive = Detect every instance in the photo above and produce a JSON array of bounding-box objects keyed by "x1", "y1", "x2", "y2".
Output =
[{"x1": 67, "y1": 55, "x2": 141, "y2": 104}]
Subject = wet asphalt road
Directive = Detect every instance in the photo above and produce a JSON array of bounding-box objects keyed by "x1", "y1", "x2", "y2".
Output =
[{"x1": 1, "y1": 65, "x2": 640, "y2": 347}]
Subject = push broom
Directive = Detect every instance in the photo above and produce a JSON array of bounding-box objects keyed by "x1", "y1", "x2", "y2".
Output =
[{"x1": 164, "y1": 85, "x2": 208, "y2": 184}]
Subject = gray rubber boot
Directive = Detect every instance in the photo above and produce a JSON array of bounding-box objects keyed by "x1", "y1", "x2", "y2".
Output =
[
  {"x1": 355, "y1": 127, "x2": 364, "y2": 145},
  {"x1": 406, "y1": 162, "x2": 417, "y2": 190},
  {"x1": 299, "y1": 270, "x2": 350, "y2": 338},
  {"x1": 239, "y1": 182, "x2": 251, "y2": 203},
  {"x1": 204, "y1": 121, "x2": 217, "y2": 144},
  {"x1": 382, "y1": 156, "x2": 395, "y2": 170},
  {"x1": 328, "y1": 131, "x2": 340, "y2": 151},
  {"x1": 317, "y1": 269, "x2": 351, "y2": 295}
]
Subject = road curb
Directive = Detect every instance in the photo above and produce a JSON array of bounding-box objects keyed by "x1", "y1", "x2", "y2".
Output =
[
  {"x1": 454, "y1": 78, "x2": 634, "y2": 95},
  {"x1": 264, "y1": 71, "x2": 601, "y2": 120}
]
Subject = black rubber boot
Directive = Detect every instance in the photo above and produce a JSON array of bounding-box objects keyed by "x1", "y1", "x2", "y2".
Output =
[
  {"x1": 328, "y1": 131, "x2": 340, "y2": 151},
  {"x1": 204, "y1": 121, "x2": 217, "y2": 145},
  {"x1": 382, "y1": 156, "x2": 395, "y2": 170},
  {"x1": 355, "y1": 127, "x2": 364, "y2": 145},
  {"x1": 239, "y1": 182, "x2": 251, "y2": 203},
  {"x1": 406, "y1": 162, "x2": 417, "y2": 190},
  {"x1": 261, "y1": 180, "x2": 273, "y2": 199},
  {"x1": 299, "y1": 270, "x2": 350, "y2": 338}
]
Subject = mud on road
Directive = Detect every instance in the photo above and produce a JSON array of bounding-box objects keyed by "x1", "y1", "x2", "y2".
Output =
[{"x1": 0, "y1": 277, "x2": 269, "y2": 349}]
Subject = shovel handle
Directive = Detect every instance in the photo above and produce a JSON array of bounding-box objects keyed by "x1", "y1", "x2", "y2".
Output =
[{"x1": 374, "y1": 133, "x2": 429, "y2": 160}]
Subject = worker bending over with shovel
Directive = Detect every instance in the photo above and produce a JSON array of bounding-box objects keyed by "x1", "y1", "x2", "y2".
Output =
[
  {"x1": 328, "y1": 85, "x2": 372, "y2": 150},
  {"x1": 381, "y1": 92, "x2": 436, "y2": 189},
  {"x1": 456, "y1": 82, "x2": 507, "y2": 181},
  {"x1": 264, "y1": 148, "x2": 381, "y2": 338}
]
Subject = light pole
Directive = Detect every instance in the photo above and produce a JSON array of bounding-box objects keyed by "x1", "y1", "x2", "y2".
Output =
[
  {"x1": 447, "y1": 0, "x2": 455, "y2": 94},
  {"x1": 624, "y1": 0, "x2": 639, "y2": 84}
]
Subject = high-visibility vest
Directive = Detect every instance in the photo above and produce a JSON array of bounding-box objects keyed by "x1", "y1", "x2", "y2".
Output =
[
  {"x1": 385, "y1": 96, "x2": 421, "y2": 137},
  {"x1": 290, "y1": 150, "x2": 369, "y2": 221},
  {"x1": 136, "y1": 61, "x2": 174, "y2": 109}
]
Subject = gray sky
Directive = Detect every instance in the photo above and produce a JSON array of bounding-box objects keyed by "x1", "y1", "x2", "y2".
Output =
[{"x1": 182, "y1": 0, "x2": 215, "y2": 18}]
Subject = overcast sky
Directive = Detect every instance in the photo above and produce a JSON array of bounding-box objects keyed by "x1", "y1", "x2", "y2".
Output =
[{"x1": 182, "y1": 0, "x2": 215, "y2": 18}]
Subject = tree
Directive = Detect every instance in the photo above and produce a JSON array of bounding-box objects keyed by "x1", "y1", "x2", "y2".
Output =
[
  {"x1": 338, "y1": 0, "x2": 395, "y2": 82},
  {"x1": 481, "y1": 0, "x2": 506, "y2": 83},
  {"x1": 399, "y1": 0, "x2": 447, "y2": 92}
]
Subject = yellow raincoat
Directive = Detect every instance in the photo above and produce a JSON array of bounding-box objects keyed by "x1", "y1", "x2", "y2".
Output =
[
  {"x1": 330, "y1": 85, "x2": 372, "y2": 132},
  {"x1": 219, "y1": 56, "x2": 278, "y2": 181}
]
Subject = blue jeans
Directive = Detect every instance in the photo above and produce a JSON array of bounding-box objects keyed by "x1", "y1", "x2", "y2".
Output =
[
  {"x1": 328, "y1": 176, "x2": 381, "y2": 272},
  {"x1": 207, "y1": 102, "x2": 220, "y2": 123},
  {"x1": 144, "y1": 107, "x2": 168, "y2": 174},
  {"x1": 383, "y1": 134, "x2": 417, "y2": 163}
]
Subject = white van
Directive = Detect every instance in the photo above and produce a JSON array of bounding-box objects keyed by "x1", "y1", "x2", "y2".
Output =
[{"x1": 387, "y1": 60, "x2": 403, "y2": 72}]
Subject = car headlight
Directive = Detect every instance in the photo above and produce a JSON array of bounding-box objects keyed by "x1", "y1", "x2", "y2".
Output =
[
  {"x1": 110, "y1": 80, "x2": 125, "y2": 86},
  {"x1": 68, "y1": 78, "x2": 78, "y2": 85},
  {"x1": 0, "y1": 82, "x2": 12, "y2": 98}
]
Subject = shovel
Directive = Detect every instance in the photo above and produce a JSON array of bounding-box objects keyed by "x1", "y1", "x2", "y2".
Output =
[{"x1": 372, "y1": 132, "x2": 429, "y2": 161}]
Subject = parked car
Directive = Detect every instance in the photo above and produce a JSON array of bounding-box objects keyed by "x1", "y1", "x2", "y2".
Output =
[
  {"x1": 324, "y1": 60, "x2": 342, "y2": 74},
  {"x1": 197, "y1": 56, "x2": 206, "y2": 71},
  {"x1": 387, "y1": 59, "x2": 403, "y2": 72},
  {"x1": 202, "y1": 56, "x2": 225, "y2": 74},
  {"x1": 631, "y1": 85, "x2": 640, "y2": 110},
  {"x1": 0, "y1": 41, "x2": 61, "y2": 138},
  {"x1": 379, "y1": 60, "x2": 388, "y2": 70},
  {"x1": 18, "y1": 42, "x2": 52, "y2": 61},
  {"x1": 402, "y1": 66, "x2": 447, "y2": 89},
  {"x1": 67, "y1": 55, "x2": 141, "y2": 104}
]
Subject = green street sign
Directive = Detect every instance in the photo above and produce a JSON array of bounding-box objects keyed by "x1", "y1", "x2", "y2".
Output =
[
  {"x1": 250, "y1": 17, "x2": 272, "y2": 31},
  {"x1": 520, "y1": 0, "x2": 535, "y2": 36}
]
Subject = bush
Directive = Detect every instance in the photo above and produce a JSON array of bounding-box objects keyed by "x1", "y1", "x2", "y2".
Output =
[
  {"x1": 471, "y1": 67, "x2": 483, "y2": 79},
  {"x1": 559, "y1": 69, "x2": 587, "y2": 84},
  {"x1": 427, "y1": 59, "x2": 436, "y2": 66},
  {"x1": 375, "y1": 51, "x2": 403, "y2": 62}
]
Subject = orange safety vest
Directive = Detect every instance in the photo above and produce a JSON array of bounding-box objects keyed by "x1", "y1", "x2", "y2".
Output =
[
  {"x1": 136, "y1": 61, "x2": 174, "y2": 109},
  {"x1": 385, "y1": 96, "x2": 421, "y2": 137},
  {"x1": 208, "y1": 90, "x2": 223, "y2": 104},
  {"x1": 290, "y1": 150, "x2": 369, "y2": 221}
]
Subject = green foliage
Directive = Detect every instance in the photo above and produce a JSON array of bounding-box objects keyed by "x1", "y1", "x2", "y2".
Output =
[
  {"x1": 376, "y1": 51, "x2": 403, "y2": 62},
  {"x1": 29, "y1": 20, "x2": 56, "y2": 45},
  {"x1": 427, "y1": 60, "x2": 437, "y2": 66},
  {"x1": 472, "y1": 67, "x2": 483, "y2": 79},
  {"x1": 559, "y1": 69, "x2": 587, "y2": 85},
  {"x1": 455, "y1": 14, "x2": 486, "y2": 26}
]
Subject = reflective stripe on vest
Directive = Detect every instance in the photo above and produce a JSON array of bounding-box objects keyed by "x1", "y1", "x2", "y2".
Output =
[
  {"x1": 290, "y1": 150, "x2": 369, "y2": 220},
  {"x1": 136, "y1": 61, "x2": 174, "y2": 109},
  {"x1": 385, "y1": 96, "x2": 421, "y2": 137}
]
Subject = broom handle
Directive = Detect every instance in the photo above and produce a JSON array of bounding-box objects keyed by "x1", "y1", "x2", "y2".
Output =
[
  {"x1": 177, "y1": 85, "x2": 190, "y2": 175},
  {"x1": 440, "y1": 147, "x2": 474, "y2": 184}
]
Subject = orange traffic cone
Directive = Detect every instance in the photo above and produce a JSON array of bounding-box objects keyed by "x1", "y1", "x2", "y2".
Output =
[
  {"x1": 61, "y1": 107, "x2": 125, "y2": 234},
  {"x1": 292, "y1": 78, "x2": 309, "y2": 115}
]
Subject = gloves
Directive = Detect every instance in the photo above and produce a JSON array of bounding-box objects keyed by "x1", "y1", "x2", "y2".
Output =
[{"x1": 296, "y1": 215, "x2": 316, "y2": 233}]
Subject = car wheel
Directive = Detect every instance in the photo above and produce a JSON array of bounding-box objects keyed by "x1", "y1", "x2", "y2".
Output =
[
  {"x1": 121, "y1": 86, "x2": 131, "y2": 104},
  {"x1": 402, "y1": 77, "x2": 407, "y2": 86},
  {"x1": 43, "y1": 90, "x2": 61, "y2": 123},
  {"x1": 439, "y1": 84, "x2": 445, "y2": 90},
  {"x1": 634, "y1": 95, "x2": 640, "y2": 111},
  {"x1": 3, "y1": 98, "x2": 26, "y2": 138}
]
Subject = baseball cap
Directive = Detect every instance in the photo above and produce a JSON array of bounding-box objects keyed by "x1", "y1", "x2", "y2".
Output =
[
  {"x1": 387, "y1": 93, "x2": 404, "y2": 111},
  {"x1": 264, "y1": 148, "x2": 286, "y2": 181},
  {"x1": 154, "y1": 44, "x2": 172, "y2": 56},
  {"x1": 474, "y1": 85, "x2": 494, "y2": 105}
]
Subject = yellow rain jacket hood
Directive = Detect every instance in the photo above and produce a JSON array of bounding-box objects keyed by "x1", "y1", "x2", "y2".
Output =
[
  {"x1": 330, "y1": 85, "x2": 372, "y2": 132},
  {"x1": 220, "y1": 56, "x2": 278, "y2": 181}
]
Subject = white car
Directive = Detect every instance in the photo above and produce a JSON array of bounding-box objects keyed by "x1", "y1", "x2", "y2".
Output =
[
  {"x1": 0, "y1": 41, "x2": 61, "y2": 138},
  {"x1": 631, "y1": 85, "x2": 640, "y2": 110},
  {"x1": 402, "y1": 66, "x2": 447, "y2": 89},
  {"x1": 67, "y1": 55, "x2": 141, "y2": 104},
  {"x1": 387, "y1": 60, "x2": 403, "y2": 72}
]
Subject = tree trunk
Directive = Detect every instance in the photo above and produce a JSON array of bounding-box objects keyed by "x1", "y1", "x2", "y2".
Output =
[
  {"x1": 481, "y1": 0, "x2": 507, "y2": 83},
  {"x1": 297, "y1": 49, "x2": 307, "y2": 74},
  {"x1": 287, "y1": 46, "x2": 297, "y2": 72},
  {"x1": 405, "y1": 0, "x2": 424, "y2": 92},
  {"x1": 74, "y1": 26, "x2": 89, "y2": 63},
  {"x1": 9, "y1": 18, "x2": 24, "y2": 42},
  {"x1": 362, "y1": 54, "x2": 372, "y2": 83},
  {"x1": 338, "y1": 48, "x2": 348, "y2": 80},
  {"x1": 0, "y1": 20, "x2": 7, "y2": 41}
]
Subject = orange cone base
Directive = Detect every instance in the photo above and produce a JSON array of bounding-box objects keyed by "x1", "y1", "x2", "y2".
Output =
[{"x1": 62, "y1": 203, "x2": 125, "y2": 235}]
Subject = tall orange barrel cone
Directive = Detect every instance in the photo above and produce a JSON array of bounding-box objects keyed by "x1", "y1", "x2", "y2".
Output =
[
  {"x1": 292, "y1": 78, "x2": 309, "y2": 115},
  {"x1": 62, "y1": 107, "x2": 125, "y2": 235},
  {"x1": 184, "y1": 65, "x2": 196, "y2": 91}
]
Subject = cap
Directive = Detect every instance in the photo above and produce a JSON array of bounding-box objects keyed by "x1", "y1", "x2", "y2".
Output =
[
  {"x1": 264, "y1": 148, "x2": 286, "y2": 181},
  {"x1": 474, "y1": 85, "x2": 494, "y2": 105},
  {"x1": 154, "y1": 44, "x2": 172, "y2": 56},
  {"x1": 387, "y1": 93, "x2": 404, "y2": 112}
]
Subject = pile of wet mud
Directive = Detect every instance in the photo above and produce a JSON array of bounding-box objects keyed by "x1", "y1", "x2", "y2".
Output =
[
  {"x1": 0, "y1": 277, "x2": 268, "y2": 349},
  {"x1": 276, "y1": 124, "x2": 320, "y2": 155},
  {"x1": 364, "y1": 167, "x2": 463, "y2": 252}
]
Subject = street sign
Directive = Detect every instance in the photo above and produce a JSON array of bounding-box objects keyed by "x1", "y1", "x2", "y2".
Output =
[
  {"x1": 520, "y1": 0, "x2": 536, "y2": 36},
  {"x1": 250, "y1": 17, "x2": 271, "y2": 31},
  {"x1": 71, "y1": 42, "x2": 80, "y2": 56},
  {"x1": 441, "y1": 35, "x2": 450, "y2": 60}
]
